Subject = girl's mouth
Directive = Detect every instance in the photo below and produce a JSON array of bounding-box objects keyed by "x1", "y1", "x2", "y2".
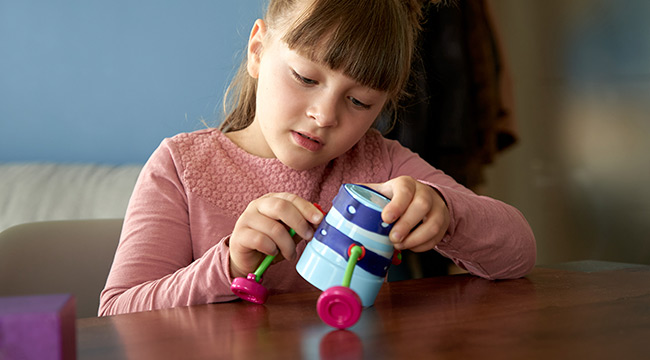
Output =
[{"x1": 291, "y1": 131, "x2": 323, "y2": 152}]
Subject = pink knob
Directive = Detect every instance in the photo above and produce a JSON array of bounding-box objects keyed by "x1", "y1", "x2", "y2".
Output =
[
  {"x1": 317, "y1": 286, "x2": 362, "y2": 329},
  {"x1": 231, "y1": 273, "x2": 269, "y2": 304}
]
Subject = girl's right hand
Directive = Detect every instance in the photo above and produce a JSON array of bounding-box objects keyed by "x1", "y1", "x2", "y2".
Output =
[{"x1": 228, "y1": 193, "x2": 325, "y2": 279}]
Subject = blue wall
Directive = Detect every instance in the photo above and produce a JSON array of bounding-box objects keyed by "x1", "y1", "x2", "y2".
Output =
[{"x1": 0, "y1": 0, "x2": 263, "y2": 164}]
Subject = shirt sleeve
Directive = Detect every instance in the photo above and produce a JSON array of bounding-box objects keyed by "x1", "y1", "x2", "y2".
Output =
[
  {"x1": 384, "y1": 137, "x2": 536, "y2": 279},
  {"x1": 98, "y1": 140, "x2": 237, "y2": 316}
]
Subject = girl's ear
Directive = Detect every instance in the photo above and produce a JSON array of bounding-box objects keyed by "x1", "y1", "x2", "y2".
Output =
[{"x1": 247, "y1": 19, "x2": 267, "y2": 79}]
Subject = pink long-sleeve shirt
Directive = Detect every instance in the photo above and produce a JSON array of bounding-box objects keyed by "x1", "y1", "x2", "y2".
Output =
[{"x1": 99, "y1": 128, "x2": 536, "y2": 316}]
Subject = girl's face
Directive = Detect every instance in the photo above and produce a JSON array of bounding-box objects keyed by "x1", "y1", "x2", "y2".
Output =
[{"x1": 227, "y1": 20, "x2": 388, "y2": 171}]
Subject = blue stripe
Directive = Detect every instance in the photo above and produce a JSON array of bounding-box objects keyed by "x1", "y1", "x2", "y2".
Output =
[
  {"x1": 325, "y1": 207, "x2": 394, "y2": 256},
  {"x1": 313, "y1": 221, "x2": 393, "y2": 277}
]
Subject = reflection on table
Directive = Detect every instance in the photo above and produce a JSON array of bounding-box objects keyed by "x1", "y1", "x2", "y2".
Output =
[{"x1": 78, "y1": 261, "x2": 650, "y2": 359}]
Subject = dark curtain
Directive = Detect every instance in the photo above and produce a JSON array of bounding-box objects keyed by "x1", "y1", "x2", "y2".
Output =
[{"x1": 386, "y1": 0, "x2": 517, "y2": 281}]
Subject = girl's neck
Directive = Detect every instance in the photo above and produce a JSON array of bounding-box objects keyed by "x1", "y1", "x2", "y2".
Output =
[{"x1": 224, "y1": 122, "x2": 275, "y2": 159}]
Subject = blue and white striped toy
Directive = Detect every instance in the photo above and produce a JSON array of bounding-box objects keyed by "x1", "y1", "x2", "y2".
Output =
[{"x1": 296, "y1": 183, "x2": 399, "y2": 308}]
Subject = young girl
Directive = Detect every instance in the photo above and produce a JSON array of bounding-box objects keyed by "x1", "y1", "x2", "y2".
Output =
[{"x1": 99, "y1": 0, "x2": 536, "y2": 316}]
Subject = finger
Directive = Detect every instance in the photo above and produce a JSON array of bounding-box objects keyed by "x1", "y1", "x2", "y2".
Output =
[
  {"x1": 258, "y1": 194, "x2": 324, "y2": 239},
  {"x1": 389, "y1": 185, "x2": 433, "y2": 244},
  {"x1": 379, "y1": 177, "x2": 417, "y2": 224},
  {"x1": 405, "y1": 237, "x2": 438, "y2": 253},
  {"x1": 229, "y1": 227, "x2": 273, "y2": 277},
  {"x1": 394, "y1": 214, "x2": 445, "y2": 251},
  {"x1": 395, "y1": 189, "x2": 450, "y2": 251},
  {"x1": 231, "y1": 221, "x2": 280, "y2": 257},
  {"x1": 244, "y1": 213, "x2": 300, "y2": 261},
  {"x1": 246, "y1": 194, "x2": 321, "y2": 260}
]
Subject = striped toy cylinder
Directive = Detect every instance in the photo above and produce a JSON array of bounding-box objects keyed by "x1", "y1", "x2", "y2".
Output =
[{"x1": 296, "y1": 184, "x2": 394, "y2": 307}]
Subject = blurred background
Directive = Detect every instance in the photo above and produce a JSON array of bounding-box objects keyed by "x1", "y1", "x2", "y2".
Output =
[
  {"x1": 486, "y1": 0, "x2": 650, "y2": 265},
  {"x1": 1, "y1": 0, "x2": 648, "y2": 266},
  {"x1": 0, "y1": 0, "x2": 263, "y2": 164}
]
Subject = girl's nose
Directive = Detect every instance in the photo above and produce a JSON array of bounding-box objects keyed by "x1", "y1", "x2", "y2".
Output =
[{"x1": 307, "y1": 96, "x2": 338, "y2": 127}]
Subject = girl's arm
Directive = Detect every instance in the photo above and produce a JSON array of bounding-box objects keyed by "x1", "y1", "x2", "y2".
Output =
[
  {"x1": 98, "y1": 141, "x2": 236, "y2": 316},
  {"x1": 384, "y1": 138, "x2": 536, "y2": 279}
]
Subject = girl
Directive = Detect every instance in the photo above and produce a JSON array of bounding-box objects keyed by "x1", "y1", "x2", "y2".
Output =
[{"x1": 99, "y1": 0, "x2": 536, "y2": 316}]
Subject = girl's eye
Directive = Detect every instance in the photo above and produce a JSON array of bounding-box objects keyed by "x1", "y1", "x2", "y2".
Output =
[
  {"x1": 348, "y1": 96, "x2": 371, "y2": 110},
  {"x1": 291, "y1": 69, "x2": 317, "y2": 85}
]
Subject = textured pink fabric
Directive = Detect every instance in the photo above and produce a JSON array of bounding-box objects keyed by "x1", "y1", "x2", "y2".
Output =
[{"x1": 99, "y1": 128, "x2": 535, "y2": 316}]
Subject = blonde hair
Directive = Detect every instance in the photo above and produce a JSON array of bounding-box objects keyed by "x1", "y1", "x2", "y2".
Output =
[{"x1": 220, "y1": 0, "x2": 425, "y2": 133}]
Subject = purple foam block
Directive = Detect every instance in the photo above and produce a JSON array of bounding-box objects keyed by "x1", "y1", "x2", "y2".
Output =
[{"x1": 0, "y1": 294, "x2": 76, "y2": 360}]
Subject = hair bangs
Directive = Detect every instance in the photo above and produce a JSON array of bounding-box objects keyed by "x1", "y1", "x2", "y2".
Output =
[{"x1": 281, "y1": 0, "x2": 410, "y2": 97}]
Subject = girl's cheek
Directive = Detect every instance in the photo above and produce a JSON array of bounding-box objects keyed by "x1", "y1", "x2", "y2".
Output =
[{"x1": 275, "y1": 77, "x2": 302, "y2": 102}]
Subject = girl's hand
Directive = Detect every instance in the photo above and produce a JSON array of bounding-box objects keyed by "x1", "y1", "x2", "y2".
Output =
[
  {"x1": 364, "y1": 176, "x2": 450, "y2": 252},
  {"x1": 228, "y1": 193, "x2": 324, "y2": 279}
]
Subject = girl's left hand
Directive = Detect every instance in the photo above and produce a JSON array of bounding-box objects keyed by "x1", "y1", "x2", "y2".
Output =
[{"x1": 364, "y1": 176, "x2": 450, "y2": 252}]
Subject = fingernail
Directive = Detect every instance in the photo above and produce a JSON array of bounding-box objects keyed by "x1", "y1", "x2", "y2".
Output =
[
  {"x1": 391, "y1": 232, "x2": 402, "y2": 242},
  {"x1": 384, "y1": 212, "x2": 397, "y2": 224},
  {"x1": 306, "y1": 229, "x2": 314, "y2": 240}
]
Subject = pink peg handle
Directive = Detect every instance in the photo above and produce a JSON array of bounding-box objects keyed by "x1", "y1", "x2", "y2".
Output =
[
  {"x1": 316, "y1": 286, "x2": 362, "y2": 329},
  {"x1": 230, "y1": 273, "x2": 269, "y2": 304}
]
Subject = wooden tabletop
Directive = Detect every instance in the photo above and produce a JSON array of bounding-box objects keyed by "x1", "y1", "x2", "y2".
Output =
[{"x1": 77, "y1": 261, "x2": 650, "y2": 359}]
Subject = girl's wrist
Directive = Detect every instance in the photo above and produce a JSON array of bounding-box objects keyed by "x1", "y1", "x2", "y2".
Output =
[{"x1": 229, "y1": 258, "x2": 248, "y2": 280}]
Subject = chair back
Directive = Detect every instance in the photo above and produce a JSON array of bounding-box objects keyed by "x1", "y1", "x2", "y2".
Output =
[{"x1": 0, "y1": 219, "x2": 122, "y2": 318}]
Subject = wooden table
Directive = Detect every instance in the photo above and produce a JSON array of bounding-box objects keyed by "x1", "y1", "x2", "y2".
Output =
[{"x1": 77, "y1": 261, "x2": 650, "y2": 359}]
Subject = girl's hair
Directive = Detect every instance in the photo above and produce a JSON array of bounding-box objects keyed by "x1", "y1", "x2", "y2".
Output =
[{"x1": 220, "y1": 0, "x2": 426, "y2": 133}]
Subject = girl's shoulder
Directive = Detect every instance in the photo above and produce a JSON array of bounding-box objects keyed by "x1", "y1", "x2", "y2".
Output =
[
  {"x1": 164, "y1": 127, "x2": 247, "y2": 162},
  {"x1": 160, "y1": 128, "x2": 268, "y2": 216},
  {"x1": 166, "y1": 128, "x2": 221, "y2": 151}
]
